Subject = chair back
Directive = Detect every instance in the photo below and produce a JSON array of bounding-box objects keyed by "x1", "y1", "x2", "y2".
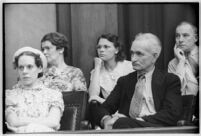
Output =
[
  {"x1": 60, "y1": 91, "x2": 89, "y2": 130},
  {"x1": 177, "y1": 95, "x2": 197, "y2": 126}
]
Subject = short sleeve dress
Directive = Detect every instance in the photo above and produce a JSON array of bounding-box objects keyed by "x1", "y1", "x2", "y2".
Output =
[
  {"x1": 41, "y1": 65, "x2": 87, "y2": 92},
  {"x1": 5, "y1": 81, "x2": 64, "y2": 133}
]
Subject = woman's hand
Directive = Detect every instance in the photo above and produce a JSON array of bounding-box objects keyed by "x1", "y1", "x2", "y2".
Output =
[
  {"x1": 88, "y1": 57, "x2": 103, "y2": 98},
  {"x1": 6, "y1": 112, "x2": 33, "y2": 128},
  {"x1": 94, "y1": 57, "x2": 103, "y2": 69},
  {"x1": 89, "y1": 95, "x2": 105, "y2": 103}
]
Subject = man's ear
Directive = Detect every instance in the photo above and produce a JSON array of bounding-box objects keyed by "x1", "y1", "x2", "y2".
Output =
[
  {"x1": 153, "y1": 53, "x2": 159, "y2": 60},
  {"x1": 194, "y1": 34, "x2": 198, "y2": 42}
]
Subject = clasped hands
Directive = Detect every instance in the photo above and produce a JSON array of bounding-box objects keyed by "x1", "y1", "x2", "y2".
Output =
[
  {"x1": 102, "y1": 113, "x2": 145, "y2": 129},
  {"x1": 101, "y1": 113, "x2": 127, "y2": 130}
]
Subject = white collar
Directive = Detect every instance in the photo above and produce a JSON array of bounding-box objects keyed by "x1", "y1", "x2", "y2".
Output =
[{"x1": 137, "y1": 66, "x2": 155, "y2": 79}]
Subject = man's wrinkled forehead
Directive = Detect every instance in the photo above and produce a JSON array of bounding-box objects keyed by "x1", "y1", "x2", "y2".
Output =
[
  {"x1": 176, "y1": 24, "x2": 195, "y2": 35},
  {"x1": 131, "y1": 40, "x2": 152, "y2": 52}
]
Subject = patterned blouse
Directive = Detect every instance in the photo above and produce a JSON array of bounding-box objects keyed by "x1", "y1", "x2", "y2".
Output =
[
  {"x1": 41, "y1": 65, "x2": 87, "y2": 92},
  {"x1": 5, "y1": 81, "x2": 64, "y2": 133}
]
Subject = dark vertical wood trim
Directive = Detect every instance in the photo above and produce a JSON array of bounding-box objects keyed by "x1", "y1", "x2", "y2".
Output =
[
  {"x1": 56, "y1": 4, "x2": 72, "y2": 65},
  {"x1": 118, "y1": 4, "x2": 131, "y2": 60}
]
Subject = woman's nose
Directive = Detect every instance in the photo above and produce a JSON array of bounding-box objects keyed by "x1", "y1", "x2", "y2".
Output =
[
  {"x1": 43, "y1": 49, "x2": 47, "y2": 54},
  {"x1": 22, "y1": 67, "x2": 28, "y2": 74},
  {"x1": 98, "y1": 48, "x2": 105, "y2": 53}
]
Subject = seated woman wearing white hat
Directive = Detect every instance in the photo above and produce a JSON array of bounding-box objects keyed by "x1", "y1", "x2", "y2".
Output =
[{"x1": 5, "y1": 47, "x2": 64, "y2": 133}]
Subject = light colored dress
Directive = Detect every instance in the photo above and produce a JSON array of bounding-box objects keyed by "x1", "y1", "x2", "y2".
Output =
[
  {"x1": 90, "y1": 60, "x2": 134, "y2": 99},
  {"x1": 41, "y1": 65, "x2": 87, "y2": 92},
  {"x1": 5, "y1": 81, "x2": 64, "y2": 133},
  {"x1": 168, "y1": 46, "x2": 199, "y2": 95}
]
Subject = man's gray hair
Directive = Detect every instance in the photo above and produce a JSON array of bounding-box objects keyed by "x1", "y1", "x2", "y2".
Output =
[
  {"x1": 134, "y1": 33, "x2": 162, "y2": 56},
  {"x1": 177, "y1": 21, "x2": 197, "y2": 35}
]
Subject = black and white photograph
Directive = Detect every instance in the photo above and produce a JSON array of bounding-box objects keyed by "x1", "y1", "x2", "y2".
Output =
[{"x1": 1, "y1": 0, "x2": 199, "y2": 134}]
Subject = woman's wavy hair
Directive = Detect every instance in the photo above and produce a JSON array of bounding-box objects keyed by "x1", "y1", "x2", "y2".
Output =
[
  {"x1": 13, "y1": 51, "x2": 43, "y2": 78},
  {"x1": 96, "y1": 33, "x2": 125, "y2": 62},
  {"x1": 41, "y1": 32, "x2": 69, "y2": 58}
]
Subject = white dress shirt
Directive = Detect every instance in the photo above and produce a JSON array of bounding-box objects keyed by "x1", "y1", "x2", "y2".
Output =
[
  {"x1": 168, "y1": 46, "x2": 199, "y2": 95},
  {"x1": 138, "y1": 67, "x2": 156, "y2": 117}
]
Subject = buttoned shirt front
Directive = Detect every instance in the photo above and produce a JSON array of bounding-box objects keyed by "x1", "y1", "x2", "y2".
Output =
[
  {"x1": 138, "y1": 67, "x2": 156, "y2": 117},
  {"x1": 168, "y1": 46, "x2": 199, "y2": 95}
]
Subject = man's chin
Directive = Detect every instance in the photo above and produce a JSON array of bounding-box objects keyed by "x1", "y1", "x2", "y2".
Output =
[
  {"x1": 132, "y1": 67, "x2": 141, "y2": 71},
  {"x1": 177, "y1": 45, "x2": 186, "y2": 50}
]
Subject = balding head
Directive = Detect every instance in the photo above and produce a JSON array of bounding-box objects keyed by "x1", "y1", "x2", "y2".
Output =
[
  {"x1": 132, "y1": 33, "x2": 162, "y2": 58},
  {"x1": 175, "y1": 21, "x2": 198, "y2": 52},
  {"x1": 130, "y1": 33, "x2": 162, "y2": 73},
  {"x1": 176, "y1": 21, "x2": 197, "y2": 36}
]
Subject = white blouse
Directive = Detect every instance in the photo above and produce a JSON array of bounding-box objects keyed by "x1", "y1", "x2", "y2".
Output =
[{"x1": 90, "y1": 60, "x2": 134, "y2": 99}]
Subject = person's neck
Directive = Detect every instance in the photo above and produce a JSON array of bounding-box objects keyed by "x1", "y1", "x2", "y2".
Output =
[
  {"x1": 21, "y1": 79, "x2": 40, "y2": 89},
  {"x1": 138, "y1": 65, "x2": 155, "y2": 76},
  {"x1": 104, "y1": 59, "x2": 117, "y2": 72},
  {"x1": 50, "y1": 57, "x2": 67, "y2": 69},
  {"x1": 184, "y1": 44, "x2": 197, "y2": 57}
]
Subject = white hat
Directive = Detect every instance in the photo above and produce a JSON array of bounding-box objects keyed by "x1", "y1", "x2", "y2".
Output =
[{"x1": 13, "y1": 46, "x2": 47, "y2": 70}]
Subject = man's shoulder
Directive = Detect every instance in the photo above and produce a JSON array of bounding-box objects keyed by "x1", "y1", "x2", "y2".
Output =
[
  {"x1": 154, "y1": 68, "x2": 180, "y2": 81},
  {"x1": 154, "y1": 69, "x2": 178, "y2": 79},
  {"x1": 118, "y1": 71, "x2": 136, "y2": 81}
]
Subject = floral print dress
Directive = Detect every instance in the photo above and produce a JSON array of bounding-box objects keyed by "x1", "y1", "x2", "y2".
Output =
[
  {"x1": 5, "y1": 81, "x2": 64, "y2": 133},
  {"x1": 41, "y1": 65, "x2": 87, "y2": 92}
]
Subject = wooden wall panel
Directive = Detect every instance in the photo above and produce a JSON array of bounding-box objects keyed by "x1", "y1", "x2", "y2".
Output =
[
  {"x1": 56, "y1": 4, "x2": 72, "y2": 65},
  {"x1": 70, "y1": 4, "x2": 118, "y2": 86},
  {"x1": 5, "y1": 4, "x2": 57, "y2": 89}
]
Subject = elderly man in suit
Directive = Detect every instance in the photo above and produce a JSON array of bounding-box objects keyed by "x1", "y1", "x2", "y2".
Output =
[{"x1": 91, "y1": 33, "x2": 182, "y2": 129}]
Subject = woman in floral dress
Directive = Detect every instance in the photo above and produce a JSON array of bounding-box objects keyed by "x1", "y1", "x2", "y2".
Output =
[
  {"x1": 5, "y1": 47, "x2": 64, "y2": 133},
  {"x1": 40, "y1": 32, "x2": 87, "y2": 92}
]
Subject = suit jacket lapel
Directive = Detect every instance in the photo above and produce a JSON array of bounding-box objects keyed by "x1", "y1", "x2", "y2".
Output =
[
  {"x1": 127, "y1": 72, "x2": 138, "y2": 100},
  {"x1": 151, "y1": 68, "x2": 164, "y2": 111},
  {"x1": 127, "y1": 69, "x2": 164, "y2": 111}
]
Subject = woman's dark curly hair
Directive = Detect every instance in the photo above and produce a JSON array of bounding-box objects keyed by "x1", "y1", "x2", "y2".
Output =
[
  {"x1": 97, "y1": 33, "x2": 125, "y2": 62},
  {"x1": 41, "y1": 32, "x2": 69, "y2": 58},
  {"x1": 13, "y1": 51, "x2": 43, "y2": 78}
]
